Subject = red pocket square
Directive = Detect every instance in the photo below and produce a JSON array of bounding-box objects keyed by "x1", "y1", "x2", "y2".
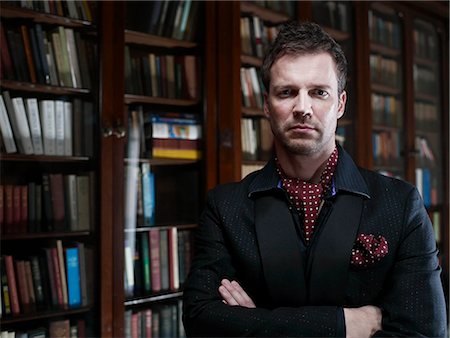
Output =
[{"x1": 351, "y1": 234, "x2": 389, "y2": 267}]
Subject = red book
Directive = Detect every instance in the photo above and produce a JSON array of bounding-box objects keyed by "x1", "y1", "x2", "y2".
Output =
[
  {"x1": 145, "y1": 309, "x2": 152, "y2": 338},
  {"x1": 4, "y1": 185, "x2": 13, "y2": 234},
  {"x1": 77, "y1": 319, "x2": 86, "y2": 338},
  {"x1": 149, "y1": 229, "x2": 161, "y2": 292},
  {"x1": 4, "y1": 255, "x2": 20, "y2": 315},
  {"x1": 20, "y1": 185, "x2": 28, "y2": 233},
  {"x1": 0, "y1": 185, "x2": 4, "y2": 234},
  {"x1": 15, "y1": 260, "x2": 31, "y2": 313},
  {"x1": 44, "y1": 247, "x2": 58, "y2": 307},
  {"x1": 51, "y1": 247, "x2": 64, "y2": 307},
  {"x1": 49, "y1": 174, "x2": 66, "y2": 231},
  {"x1": 0, "y1": 22, "x2": 14, "y2": 80},
  {"x1": 12, "y1": 185, "x2": 21, "y2": 233},
  {"x1": 20, "y1": 25, "x2": 37, "y2": 84}
]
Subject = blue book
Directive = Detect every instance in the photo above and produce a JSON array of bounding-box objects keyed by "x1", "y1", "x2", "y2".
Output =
[
  {"x1": 141, "y1": 163, "x2": 155, "y2": 226},
  {"x1": 422, "y1": 168, "x2": 431, "y2": 207},
  {"x1": 65, "y1": 247, "x2": 81, "y2": 308}
]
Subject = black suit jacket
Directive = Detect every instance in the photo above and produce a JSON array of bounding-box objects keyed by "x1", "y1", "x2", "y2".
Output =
[{"x1": 183, "y1": 146, "x2": 447, "y2": 337}]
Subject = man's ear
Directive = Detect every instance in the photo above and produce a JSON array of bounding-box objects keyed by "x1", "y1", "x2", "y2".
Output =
[{"x1": 337, "y1": 90, "x2": 347, "y2": 119}]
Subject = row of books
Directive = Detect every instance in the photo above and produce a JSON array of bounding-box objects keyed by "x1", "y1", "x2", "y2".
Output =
[
  {"x1": 124, "y1": 300, "x2": 185, "y2": 338},
  {"x1": 371, "y1": 93, "x2": 403, "y2": 127},
  {"x1": 0, "y1": 173, "x2": 93, "y2": 234},
  {"x1": 414, "y1": 101, "x2": 438, "y2": 128},
  {"x1": 414, "y1": 24, "x2": 439, "y2": 60},
  {"x1": 313, "y1": 1, "x2": 350, "y2": 32},
  {"x1": 241, "y1": 117, "x2": 273, "y2": 162},
  {"x1": 240, "y1": 15, "x2": 279, "y2": 58},
  {"x1": 413, "y1": 65, "x2": 439, "y2": 97},
  {"x1": 1, "y1": 241, "x2": 92, "y2": 317},
  {"x1": 1, "y1": 22, "x2": 96, "y2": 89},
  {"x1": 415, "y1": 167, "x2": 439, "y2": 207},
  {"x1": 127, "y1": 108, "x2": 202, "y2": 161},
  {"x1": 370, "y1": 54, "x2": 401, "y2": 88},
  {"x1": 0, "y1": 93, "x2": 95, "y2": 157},
  {"x1": 2, "y1": 0, "x2": 96, "y2": 22},
  {"x1": 241, "y1": 67, "x2": 264, "y2": 110},
  {"x1": 125, "y1": 0, "x2": 200, "y2": 42},
  {"x1": 125, "y1": 50, "x2": 199, "y2": 101},
  {"x1": 1, "y1": 318, "x2": 86, "y2": 338},
  {"x1": 368, "y1": 9, "x2": 401, "y2": 49},
  {"x1": 372, "y1": 130, "x2": 402, "y2": 167},
  {"x1": 124, "y1": 227, "x2": 193, "y2": 298}
]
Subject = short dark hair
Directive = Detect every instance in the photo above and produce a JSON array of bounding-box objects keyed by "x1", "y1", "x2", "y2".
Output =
[{"x1": 261, "y1": 21, "x2": 347, "y2": 94}]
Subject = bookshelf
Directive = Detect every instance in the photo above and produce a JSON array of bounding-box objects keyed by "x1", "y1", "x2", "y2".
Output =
[
  {"x1": 0, "y1": 1, "x2": 99, "y2": 337},
  {"x1": 97, "y1": 2, "x2": 217, "y2": 337}
]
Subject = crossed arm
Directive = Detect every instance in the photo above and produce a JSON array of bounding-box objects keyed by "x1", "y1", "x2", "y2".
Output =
[{"x1": 218, "y1": 279, "x2": 382, "y2": 338}]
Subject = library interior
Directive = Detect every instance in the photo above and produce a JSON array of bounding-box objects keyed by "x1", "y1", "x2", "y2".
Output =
[{"x1": 0, "y1": 1, "x2": 448, "y2": 337}]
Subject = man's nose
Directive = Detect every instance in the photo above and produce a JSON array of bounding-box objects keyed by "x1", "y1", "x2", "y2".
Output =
[{"x1": 292, "y1": 91, "x2": 313, "y2": 117}]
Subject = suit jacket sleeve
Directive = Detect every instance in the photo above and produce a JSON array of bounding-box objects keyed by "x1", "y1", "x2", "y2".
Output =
[
  {"x1": 183, "y1": 189, "x2": 345, "y2": 337},
  {"x1": 374, "y1": 187, "x2": 447, "y2": 337}
]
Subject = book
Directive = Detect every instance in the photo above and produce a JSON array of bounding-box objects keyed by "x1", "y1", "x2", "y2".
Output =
[
  {"x1": 25, "y1": 98, "x2": 44, "y2": 155},
  {"x1": 20, "y1": 25, "x2": 37, "y2": 84},
  {"x1": 159, "y1": 229, "x2": 169, "y2": 290},
  {"x1": 140, "y1": 232, "x2": 151, "y2": 293},
  {"x1": 149, "y1": 229, "x2": 161, "y2": 292},
  {"x1": 54, "y1": 100, "x2": 65, "y2": 156},
  {"x1": 24, "y1": 260, "x2": 36, "y2": 312},
  {"x1": 4, "y1": 186, "x2": 14, "y2": 234},
  {"x1": 30, "y1": 256, "x2": 45, "y2": 309},
  {"x1": 49, "y1": 174, "x2": 66, "y2": 231},
  {"x1": 49, "y1": 319, "x2": 70, "y2": 338},
  {"x1": 63, "y1": 101, "x2": 73, "y2": 156},
  {"x1": 64, "y1": 175, "x2": 78, "y2": 231},
  {"x1": 1, "y1": 257, "x2": 12, "y2": 316},
  {"x1": 4, "y1": 255, "x2": 20, "y2": 315},
  {"x1": 0, "y1": 22, "x2": 15, "y2": 80},
  {"x1": 39, "y1": 100, "x2": 56, "y2": 155},
  {"x1": 3, "y1": 93, "x2": 34, "y2": 155},
  {"x1": 44, "y1": 247, "x2": 58, "y2": 307},
  {"x1": 76, "y1": 175, "x2": 90, "y2": 231},
  {"x1": 76, "y1": 242, "x2": 88, "y2": 306},
  {"x1": 0, "y1": 95, "x2": 17, "y2": 154},
  {"x1": 141, "y1": 163, "x2": 155, "y2": 226},
  {"x1": 65, "y1": 28, "x2": 82, "y2": 88},
  {"x1": 65, "y1": 247, "x2": 81, "y2": 308},
  {"x1": 168, "y1": 227, "x2": 179, "y2": 290}
]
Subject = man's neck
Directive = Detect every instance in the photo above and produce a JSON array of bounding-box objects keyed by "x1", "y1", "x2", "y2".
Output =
[{"x1": 276, "y1": 146, "x2": 336, "y2": 183}]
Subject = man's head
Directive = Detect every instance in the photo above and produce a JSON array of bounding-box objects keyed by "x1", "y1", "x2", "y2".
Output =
[{"x1": 261, "y1": 21, "x2": 347, "y2": 95}]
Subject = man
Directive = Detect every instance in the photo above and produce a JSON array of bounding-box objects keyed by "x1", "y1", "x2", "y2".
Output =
[{"x1": 183, "y1": 21, "x2": 447, "y2": 337}]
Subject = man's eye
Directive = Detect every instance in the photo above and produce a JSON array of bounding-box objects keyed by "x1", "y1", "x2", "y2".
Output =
[
  {"x1": 278, "y1": 89, "x2": 292, "y2": 97},
  {"x1": 313, "y1": 89, "x2": 329, "y2": 97}
]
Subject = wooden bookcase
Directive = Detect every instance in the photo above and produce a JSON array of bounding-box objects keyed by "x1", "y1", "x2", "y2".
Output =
[
  {"x1": 1, "y1": 1, "x2": 447, "y2": 337},
  {"x1": 0, "y1": 1, "x2": 100, "y2": 336}
]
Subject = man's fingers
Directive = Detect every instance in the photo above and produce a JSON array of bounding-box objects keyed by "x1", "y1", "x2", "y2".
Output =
[
  {"x1": 218, "y1": 284, "x2": 239, "y2": 306},
  {"x1": 219, "y1": 279, "x2": 256, "y2": 308}
]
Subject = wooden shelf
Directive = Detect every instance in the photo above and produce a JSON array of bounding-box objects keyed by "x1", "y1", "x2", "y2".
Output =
[
  {"x1": 414, "y1": 56, "x2": 438, "y2": 68},
  {"x1": 370, "y1": 43, "x2": 401, "y2": 58},
  {"x1": 1, "y1": 231, "x2": 91, "y2": 241},
  {"x1": 242, "y1": 106, "x2": 264, "y2": 117},
  {"x1": 125, "y1": 30, "x2": 197, "y2": 49},
  {"x1": 372, "y1": 124, "x2": 403, "y2": 132},
  {"x1": 0, "y1": 80, "x2": 91, "y2": 96},
  {"x1": 124, "y1": 158, "x2": 199, "y2": 166},
  {"x1": 414, "y1": 92, "x2": 439, "y2": 103},
  {"x1": 0, "y1": 306, "x2": 92, "y2": 325},
  {"x1": 241, "y1": 54, "x2": 262, "y2": 67},
  {"x1": 124, "y1": 291, "x2": 183, "y2": 307},
  {"x1": 0, "y1": 5, "x2": 95, "y2": 28},
  {"x1": 124, "y1": 94, "x2": 200, "y2": 106},
  {"x1": 371, "y1": 83, "x2": 402, "y2": 96},
  {"x1": 0, "y1": 154, "x2": 91, "y2": 163},
  {"x1": 124, "y1": 224, "x2": 197, "y2": 233},
  {"x1": 322, "y1": 26, "x2": 351, "y2": 42},
  {"x1": 240, "y1": 2, "x2": 290, "y2": 24}
]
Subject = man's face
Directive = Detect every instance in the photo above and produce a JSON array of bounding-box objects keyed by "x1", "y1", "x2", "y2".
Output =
[{"x1": 264, "y1": 52, "x2": 346, "y2": 157}]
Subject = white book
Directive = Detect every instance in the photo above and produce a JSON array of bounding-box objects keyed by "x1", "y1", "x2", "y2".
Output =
[
  {"x1": 11, "y1": 97, "x2": 34, "y2": 154},
  {"x1": 169, "y1": 227, "x2": 179, "y2": 290},
  {"x1": 65, "y1": 28, "x2": 82, "y2": 88},
  {"x1": 25, "y1": 98, "x2": 44, "y2": 155},
  {"x1": 54, "y1": 100, "x2": 65, "y2": 156},
  {"x1": 63, "y1": 101, "x2": 73, "y2": 156},
  {"x1": 0, "y1": 95, "x2": 17, "y2": 153},
  {"x1": 249, "y1": 67, "x2": 263, "y2": 109},
  {"x1": 56, "y1": 240, "x2": 69, "y2": 307},
  {"x1": 39, "y1": 100, "x2": 56, "y2": 155}
]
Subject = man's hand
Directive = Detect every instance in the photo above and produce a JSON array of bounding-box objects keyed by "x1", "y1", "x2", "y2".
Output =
[
  {"x1": 344, "y1": 305, "x2": 382, "y2": 338},
  {"x1": 218, "y1": 279, "x2": 256, "y2": 308}
]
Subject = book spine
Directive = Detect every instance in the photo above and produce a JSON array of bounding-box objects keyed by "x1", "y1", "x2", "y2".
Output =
[
  {"x1": 65, "y1": 247, "x2": 81, "y2": 307},
  {"x1": 4, "y1": 255, "x2": 20, "y2": 315}
]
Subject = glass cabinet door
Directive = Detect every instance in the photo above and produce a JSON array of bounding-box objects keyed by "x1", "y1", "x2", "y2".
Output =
[
  {"x1": 412, "y1": 18, "x2": 443, "y2": 242},
  {"x1": 312, "y1": 1, "x2": 356, "y2": 158},
  {"x1": 368, "y1": 3, "x2": 405, "y2": 178}
]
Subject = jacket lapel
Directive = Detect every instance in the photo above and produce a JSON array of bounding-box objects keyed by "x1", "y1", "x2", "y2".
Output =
[
  {"x1": 308, "y1": 193, "x2": 364, "y2": 305},
  {"x1": 254, "y1": 192, "x2": 307, "y2": 306}
]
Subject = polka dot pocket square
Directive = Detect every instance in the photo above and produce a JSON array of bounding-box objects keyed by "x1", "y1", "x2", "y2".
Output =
[{"x1": 350, "y1": 234, "x2": 389, "y2": 268}]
